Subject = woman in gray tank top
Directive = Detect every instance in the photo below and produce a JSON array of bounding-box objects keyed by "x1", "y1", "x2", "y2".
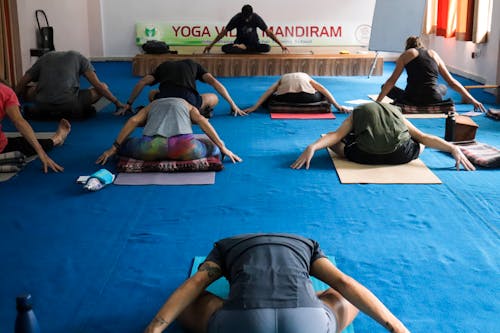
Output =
[{"x1": 95, "y1": 98, "x2": 241, "y2": 164}]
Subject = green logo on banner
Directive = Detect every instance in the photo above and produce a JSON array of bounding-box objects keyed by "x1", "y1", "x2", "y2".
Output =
[{"x1": 145, "y1": 25, "x2": 158, "y2": 37}]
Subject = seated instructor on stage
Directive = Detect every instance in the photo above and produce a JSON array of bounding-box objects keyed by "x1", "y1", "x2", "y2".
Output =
[
  {"x1": 291, "y1": 102, "x2": 475, "y2": 171},
  {"x1": 115, "y1": 59, "x2": 244, "y2": 117},
  {"x1": 203, "y1": 4, "x2": 289, "y2": 54},
  {"x1": 144, "y1": 233, "x2": 411, "y2": 333},
  {"x1": 15, "y1": 50, "x2": 125, "y2": 120}
]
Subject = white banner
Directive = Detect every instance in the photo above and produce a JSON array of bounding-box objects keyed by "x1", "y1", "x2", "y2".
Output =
[
  {"x1": 136, "y1": 21, "x2": 372, "y2": 47},
  {"x1": 102, "y1": 0, "x2": 376, "y2": 55}
]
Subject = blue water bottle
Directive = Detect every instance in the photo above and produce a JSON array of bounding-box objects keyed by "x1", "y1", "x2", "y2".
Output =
[{"x1": 15, "y1": 294, "x2": 41, "y2": 333}]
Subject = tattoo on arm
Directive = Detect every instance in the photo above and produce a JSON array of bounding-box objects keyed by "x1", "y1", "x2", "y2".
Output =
[
  {"x1": 153, "y1": 316, "x2": 169, "y2": 326},
  {"x1": 385, "y1": 321, "x2": 395, "y2": 332},
  {"x1": 198, "y1": 262, "x2": 222, "y2": 279}
]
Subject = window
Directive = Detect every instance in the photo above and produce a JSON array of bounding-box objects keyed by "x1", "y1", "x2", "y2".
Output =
[{"x1": 423, "y1": 0, "x2": 492, "y2": 43}]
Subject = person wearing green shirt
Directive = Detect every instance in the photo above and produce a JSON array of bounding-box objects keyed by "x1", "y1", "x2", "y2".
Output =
[{"x1": 291, "y1": 102, "x2": 475, "y2": 171}]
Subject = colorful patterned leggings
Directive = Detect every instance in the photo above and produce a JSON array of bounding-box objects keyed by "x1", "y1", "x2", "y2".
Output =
[{"x1": 119, "y1": 134, "x2": 220, "y2": 161}]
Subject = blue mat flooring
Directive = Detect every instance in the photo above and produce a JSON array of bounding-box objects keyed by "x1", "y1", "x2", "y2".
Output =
[{"x1": 0, "y1": 61, "x2": 498, "y2": 333}]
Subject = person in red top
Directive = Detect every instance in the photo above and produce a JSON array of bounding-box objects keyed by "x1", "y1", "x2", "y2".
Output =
[{"x1": 0, "y1": 79, "x2": 70, "y2": 173}]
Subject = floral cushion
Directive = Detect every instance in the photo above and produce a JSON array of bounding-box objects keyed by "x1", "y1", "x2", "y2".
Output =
[{"x1": 116, "y1": 156, "x2": 223, "y2": 173}]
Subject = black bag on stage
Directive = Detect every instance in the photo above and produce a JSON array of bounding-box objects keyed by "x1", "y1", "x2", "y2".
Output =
[
  {"x1": 142, "y1": 40, "x2": 170, "y2": 54},
  {"x1": 35, "y1": 10, "x2": 55, "y2": 51}
]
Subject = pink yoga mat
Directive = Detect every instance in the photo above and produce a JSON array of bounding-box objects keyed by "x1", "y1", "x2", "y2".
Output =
[
  {"x1": 114, "y1": 172, "x2": 215, "y2": 185},
  {"x1": 270, "y1": 113, "x2": 335, "y2": 119}
]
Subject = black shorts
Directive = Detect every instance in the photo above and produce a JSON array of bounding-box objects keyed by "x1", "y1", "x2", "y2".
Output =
[
  {"x1": 155, "y1": 86, "x2": 203, "y2": 109},
  {"x1": 26, "y1": 89, "x2": 95, "y2": 120},
  {"x1": 344, "y1": 134, "x2": 420, "y2": 165},
  {"x1": 271, "y1": 91, "x2": 325, "y2": 104}
]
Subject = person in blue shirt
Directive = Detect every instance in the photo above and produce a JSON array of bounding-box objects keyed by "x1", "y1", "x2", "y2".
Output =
[
  {"x1": 144, "y1": 233, "x2": 410, "y2": 333},
  {"x1": 203, "y1": 5, "x2": 289, "y2": 54}
]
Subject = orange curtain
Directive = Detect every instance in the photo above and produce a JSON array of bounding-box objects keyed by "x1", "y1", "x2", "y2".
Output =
[
  {"x1": 0, "y1": 0, "x2": 21, "y2": 85},
  {"x1": 424, "y1": 0, "x2": 438, "y2": 34},
  {"x1": 426, "y1": 0, "x2": 490, "y2": 43},
  {"x1": 456, "y1": 0, "x2": 475, "y2": 40},
  {"x1": 436, "y1": 0, "x2": 457, "y2": 38},
  {"x1": 472, "y1": 0, "x2": 491, "y2": 43}
]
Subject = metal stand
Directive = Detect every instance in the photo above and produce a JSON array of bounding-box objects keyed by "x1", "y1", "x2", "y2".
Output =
[{"x1": 368, "y1": 51, "x2": 379, "y2": 78}]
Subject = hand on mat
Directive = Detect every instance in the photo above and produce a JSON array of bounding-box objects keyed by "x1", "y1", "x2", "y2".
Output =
[
  {"x1": 290, "y1": 145, "x2": 315, "y2": 169},
  {"x1": 451, "y1": 146, "x2": 476, "y2": 171},
  {"x1": 231, "y1": 106, "x2": 248, "y2": 117},
  {"x1": 241, "y1": 106, "x2": 257, "y2": 114},
  {"x1": 281, "y1": 46, "x2": 290, "y2": 54},
  {"x1": 113, "y1": 104, "x2": 132, "y2": 116},
  {"x1": 472, "y1": 100, "x2": 487, "y2": 113},
  {"x1": 203, "y1": 46, "x2": 211, "y2": 54},
  {"x1": 221, "y1": 147, "x2": 242, "y2": 163},
  {"x1": 96, "y1": 147, "x2": 117, "y2": 165},
  {"x1": 39, "y1": 153, "x2": 64, "y2": 173},
  {"x1": 336, "y1": 105, "x2": 351, "y2": 113}
]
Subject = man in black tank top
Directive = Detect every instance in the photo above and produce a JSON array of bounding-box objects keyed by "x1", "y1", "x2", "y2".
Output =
[{"x1": 376, "y1": 36, "x2": 486, "y2": 112}]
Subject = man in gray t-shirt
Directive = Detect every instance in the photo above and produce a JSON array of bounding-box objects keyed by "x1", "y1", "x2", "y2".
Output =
[
  {"x1": 143, "y1": 233, "x2": 411, "y2": 333},
  {"x1": 16, "y1": 50, "x2": 124, "y2": 120}
]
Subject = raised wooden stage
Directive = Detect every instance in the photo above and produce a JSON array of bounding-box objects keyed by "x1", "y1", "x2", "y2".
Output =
[{"x1": 132, "y1": 53, "x2": 383, "y2": 77}]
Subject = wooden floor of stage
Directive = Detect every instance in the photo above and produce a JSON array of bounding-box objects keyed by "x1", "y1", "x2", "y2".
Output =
[{"x1": 132, "y1": 53, "x2": 383, "y2": 77}]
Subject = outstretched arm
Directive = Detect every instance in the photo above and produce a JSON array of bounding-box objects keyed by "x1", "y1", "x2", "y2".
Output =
[
  {"x1": 290, "y1": 115, "x2": 353, "y2": 169},
  {"x1": 264, "y1": 28, "x2": 289, "y2": 53},
  {"x1": 430, "y1": 50, "x2": 486, "y2": 112},
  {"x1": 190, "y1": 105, "x2": 242, "y2": 163},
  {"x1": 6, "y1": 105, "x2": 64, "y2": 173},
  {"x1": 242, "y1": 79, "x2": 280, "y2": 114},
  {"x1": 405, "y1": 119, "x2": 475, "y2": 171},
  {"x1": 310, "y1": 79, "x2": 350, "y2": 113},
  {"x1": 311, "y1": 258, "x2": 410, "y2": 333},
  {"x1": 115, "y1": 75, "x2": 155, "y2": 116},
  {"x1": 265, "y1": 28, "x2": 290, "y2": 53},
  {"x1": 376, "y1": 51, "x2": 409, "y2": 102},
  {"x1": 144, "y1": 261, "x2": 223, "y2": 333},
  {"x1": 203, "y1": 28, "x2": 228, "y2": 53},
  {"x1": 84, "y1": 70, "x2": 125, "y2": 109},
  {"x1": 95, "y1": 106, "x2": 149, "y2": 165},
  {"x1": 202, "y1": 73, "x2": 244, "y2": 116}
]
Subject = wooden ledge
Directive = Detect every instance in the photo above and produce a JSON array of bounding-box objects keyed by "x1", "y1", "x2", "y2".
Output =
[{"x1": 132, "y1": 53, "x2": 383, "y2": 77}]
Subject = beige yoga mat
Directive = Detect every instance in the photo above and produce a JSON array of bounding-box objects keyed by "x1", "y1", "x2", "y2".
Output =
[
  {"x1": 326, "y1": 148, "x2": 442, "y2": 184},
  {"x1": 0, "y1": 132, "x2": 55, "y2": 182}
]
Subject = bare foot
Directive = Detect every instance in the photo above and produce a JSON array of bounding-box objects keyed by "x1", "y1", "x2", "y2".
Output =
[
  {"x1": 52, "y1": 118, "x2": 71, "y2": 146},
  {"x1": 234, "y1": 43, "x2": 247, "y2": 50}
]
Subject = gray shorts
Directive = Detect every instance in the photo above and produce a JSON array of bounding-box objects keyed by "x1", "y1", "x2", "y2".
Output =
[{"x1": 207, "y1": 304, "x2": 337, "y2": 333}]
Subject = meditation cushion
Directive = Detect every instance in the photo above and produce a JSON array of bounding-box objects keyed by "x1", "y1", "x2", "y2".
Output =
[
  {"x1": 458, "y1": 142, "x2": 500, "y2": 168},
  {"x1": 0, "y1": 151, "x2": 26, "y2": 172},
  {"x1": 268, "y1": 100, "x2": 332, "y2": 114},
  {"x1": 116, "y1": 155, "x2": 223, "y2": 173},
  {"x1": 394, "y1": 99, "x2": 455, "y2": 114}
]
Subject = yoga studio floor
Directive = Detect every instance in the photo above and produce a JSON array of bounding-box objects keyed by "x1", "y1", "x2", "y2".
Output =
[{"x1": 0, "y1": 61, "x2": 498, "y2": 333}]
